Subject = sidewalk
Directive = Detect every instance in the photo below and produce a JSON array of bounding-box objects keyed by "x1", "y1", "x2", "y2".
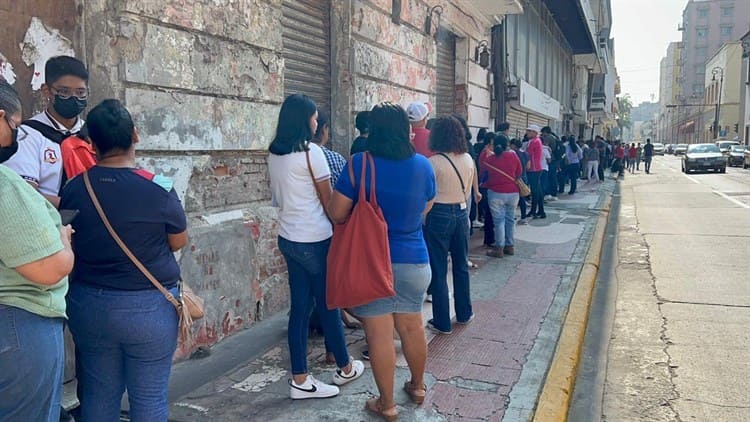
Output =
[{"x1": 166, "y1": 180, "x2": 614, "y2": 422}]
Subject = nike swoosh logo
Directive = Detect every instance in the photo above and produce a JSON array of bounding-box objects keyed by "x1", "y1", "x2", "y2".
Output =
[
  {"x1": 290, "y1": 381, "x2": 317, "y2": 393},
  {"x1": 338, "y1": 369, "x2": 358, "y2": 379}
]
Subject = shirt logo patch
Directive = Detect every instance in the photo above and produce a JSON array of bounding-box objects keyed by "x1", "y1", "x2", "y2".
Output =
[{"x1": 43, "y1": 147, "x2": 58, "y2": 164}]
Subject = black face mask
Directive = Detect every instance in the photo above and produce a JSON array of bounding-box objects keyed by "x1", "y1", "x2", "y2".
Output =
[
  {"x1": 54, "y1": 95, "x2": 87, "y2": 119},
  {"x1": 0, "y1": 121, "x2": 18, "y2": 163}
]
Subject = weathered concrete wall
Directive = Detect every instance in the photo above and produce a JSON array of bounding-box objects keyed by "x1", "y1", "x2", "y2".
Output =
[
  {"x1": 339, "y1": 0, "x2": 494, "y2": 148},
  {"x1": 83, "y1": 0, "x2": 286, "y2": 359}
]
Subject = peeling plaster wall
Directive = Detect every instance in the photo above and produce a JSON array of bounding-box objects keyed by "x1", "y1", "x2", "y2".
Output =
[
  {"x1": 83, "y1": 0, "x2": 286, "y2": 359},
  {"x1": 341, "y1": 0, "x2": 494, "y2": 149}
]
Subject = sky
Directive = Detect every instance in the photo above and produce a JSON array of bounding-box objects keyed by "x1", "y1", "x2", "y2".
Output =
[{"x1": 610, "y1": 0, "x2": 687, "y2": 106}]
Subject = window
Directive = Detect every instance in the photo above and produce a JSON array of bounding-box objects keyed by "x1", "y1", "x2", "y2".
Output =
[
  {"x1": 528, "y1": 14, "x2": 539, "y2": 85},
  {"x1": 722, "y1": 7, "x2": 733, "y2": 16},
  {"x1": 697, "y1": 28, "x2": 707, "y2": 37},
  {"x1": 721, "y1": 26, "x2": 733, "y2": 36},
  {"x1": 507, "y1": 15, "x2": 517, "y2": 77},
  {"x1": 698, "y1": 8, "x2": 709, "y2": 18},
  {"x1": 696, "y1": 46, "x2": 708, "y2": 57},
  {"x1": 517, "y1": 13, "x2": 528, "y2": 80},
  {"x1": 693, "y1": 83, "x2": 703, "y2": 94}
]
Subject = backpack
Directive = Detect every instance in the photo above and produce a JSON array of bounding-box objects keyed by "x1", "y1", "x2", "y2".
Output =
[{"x1": 23, "y1": 120, "x2": 97, "y2": 182}]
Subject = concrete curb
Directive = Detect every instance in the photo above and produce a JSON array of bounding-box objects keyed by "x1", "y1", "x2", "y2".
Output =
[{"x1": 532, "y1": 195, "x2": 613, "y2": 422}]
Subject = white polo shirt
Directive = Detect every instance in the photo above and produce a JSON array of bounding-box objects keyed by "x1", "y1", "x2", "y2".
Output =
[{"x1": 3, "y1": 112, "x2": 84, "y2": 197}]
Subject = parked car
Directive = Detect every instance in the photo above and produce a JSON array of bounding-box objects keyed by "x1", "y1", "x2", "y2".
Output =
[
  {"x1": 674, "y1": 144, "x2": 688, "y2": 155},
  {"x1": 653, "y1": 143, "x2": 665, "y2": 155},
  {"x1": 716, "y1": 140, "x2": 740, "y2": 155},
  {"x1": 728, "y1": 145, "x2": 746, "y2": 167},
  {"x1": 682, "y1": 143, "x2": 726, "y2": 173},
  {"x1": 744, "y1": 147, "x2": 750, "y2": 169}
]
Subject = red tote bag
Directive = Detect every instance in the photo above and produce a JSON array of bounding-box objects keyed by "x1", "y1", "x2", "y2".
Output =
[{"x1": 326, "y1": 152, "x2": 395, "y2": 310}]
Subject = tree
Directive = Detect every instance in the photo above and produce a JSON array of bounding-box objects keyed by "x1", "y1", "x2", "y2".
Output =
[{"x1": 616, "y1": 95, "x2": 633, "y2": 137}]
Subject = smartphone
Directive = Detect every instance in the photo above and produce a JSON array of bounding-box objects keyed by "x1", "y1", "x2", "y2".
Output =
[{"x1": 59, "y1": 209, "x2": 80, "y2": 226}]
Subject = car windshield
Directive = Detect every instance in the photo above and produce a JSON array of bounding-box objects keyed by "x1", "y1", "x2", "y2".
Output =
[
  {"x1": 654, "y1": 143, "x2": 664, "y2": 147},
  {"x1": 677, "y1": 144, "x2": 687, "y2": 148},
  {"x1": 688, "y1": 144, "x2": 720, "y2": 153},
  {"x1": 731, "y1": 146, "x2": 744, "y2": 152},
  {"x1": 718, "y1": 142, "x2": 738, "y2": 149}
]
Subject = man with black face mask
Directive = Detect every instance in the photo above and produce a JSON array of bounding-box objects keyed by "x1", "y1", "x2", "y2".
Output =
[{"x1": 4, "y1": 56, "x2": 92, "y2": 208}]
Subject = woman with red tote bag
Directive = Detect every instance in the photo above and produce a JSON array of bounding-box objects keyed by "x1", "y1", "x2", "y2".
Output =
[{"x1": 329, "y1": 102, "x2": 436, "y2": 421}]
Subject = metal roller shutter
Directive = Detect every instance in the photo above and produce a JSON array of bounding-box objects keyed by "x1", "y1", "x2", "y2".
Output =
[
  {"x1": 506, "y1": 107, "x2": 528, "y2": 138},
  {"x1": 435, "y1": 29, "x2": 457, "y2": 117},
  {"x1": 527, "y1": 113, "x2": 549, "y2": 130},
  {"x1": 282, "y1": 0, "x2": 331, "y2": 117}
]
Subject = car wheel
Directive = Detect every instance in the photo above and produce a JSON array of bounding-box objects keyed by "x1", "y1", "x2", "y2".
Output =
[{"x1": 720, "y1": 166, "x2": 726, "y2": 174}]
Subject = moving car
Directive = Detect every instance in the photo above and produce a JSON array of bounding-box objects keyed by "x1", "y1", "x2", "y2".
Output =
[
  {"x1": 716, "y1": 140, "x2": 740, "y2": 155},
  {"x1": 653, "y1": 143, "x2": 665, "y2": 155},
  {"x1": 728, "y1": 145, "x2": 746, "y2": 167},
  {"x1": 682, "y1": 143, "x2": 726, "y2": 174},
  {"x1": 674, "y1": 144, "x2": 688, "y2": 155}
]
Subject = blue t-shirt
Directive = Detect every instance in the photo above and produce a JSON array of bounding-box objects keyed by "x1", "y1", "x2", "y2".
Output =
[
  {"x1": 60, "y1": 166, "x2": 187, "y2": 290},
  {"x1": 335, "y1": 153, "x2": 436, "y2": 264}
]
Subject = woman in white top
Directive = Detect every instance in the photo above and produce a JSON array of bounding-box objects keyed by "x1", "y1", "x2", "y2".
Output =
[
  {"x1": 423, "y1": 116, "x2": 481, "y2": 335},
  {"x1": 267, "y1": 94, "x2": 364, "y2": 400}
]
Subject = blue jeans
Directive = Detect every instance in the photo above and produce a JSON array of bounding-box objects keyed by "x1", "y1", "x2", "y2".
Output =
[
  {"x1": 67, "y1": 283, "x2": 178, "y2": 422},
  {"x1": 488, "y1": 191, "x2": 519, "y2": 248},
  {"x1": 277, "y1": 236, "x2": 350, "y2": 374},
  {"x1": 423, "y1": 203, "x2": 472, "y2": 331},
  {"x1": 0, "y1": 305, "x2": 64, "y2": 422}
]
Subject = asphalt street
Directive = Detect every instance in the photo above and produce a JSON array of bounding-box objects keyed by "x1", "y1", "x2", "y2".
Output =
[{"x1": 571, "y1": 155, "x2": 750, "y2": 422}]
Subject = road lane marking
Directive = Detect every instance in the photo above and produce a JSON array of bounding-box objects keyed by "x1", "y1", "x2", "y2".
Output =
[{"x1": 682, "y1": 174, "x2": 749, "y2": 208}]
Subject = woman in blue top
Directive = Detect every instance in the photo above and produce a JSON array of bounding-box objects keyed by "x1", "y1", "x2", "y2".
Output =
[
  {"x1": 564, "y1": 135, "x2": 583, "y2": 195},
  {"x1": 330, "y1": 102, "x2": 436, "y2": 421}
]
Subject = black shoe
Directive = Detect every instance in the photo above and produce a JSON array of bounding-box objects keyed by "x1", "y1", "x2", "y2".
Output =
[
  {"x1": 361, "y1": 349, "x2": 370, "y2": 360},
  {"x1": 538, "y1": 213, "x2": 547, "y2": 219}
]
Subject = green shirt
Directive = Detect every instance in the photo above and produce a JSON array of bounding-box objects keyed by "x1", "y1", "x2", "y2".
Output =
[{"x1": 0, "y1": 165, "x2": 67, "y2": 318}]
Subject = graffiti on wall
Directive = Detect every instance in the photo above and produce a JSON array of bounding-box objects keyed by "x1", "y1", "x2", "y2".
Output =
[{"x1": 20, "y1": 17, "x2": 75, "y2": 90}]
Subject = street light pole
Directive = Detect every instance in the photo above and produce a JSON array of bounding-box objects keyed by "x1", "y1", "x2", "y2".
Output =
[{"x1": 712, "y1": 67, "x2": 724, "y2": 140}]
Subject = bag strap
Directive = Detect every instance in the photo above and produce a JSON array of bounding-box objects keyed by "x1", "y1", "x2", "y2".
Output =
[
  {"x1": 484, "y1": 161, "x2": 519, "y2": 184},
  {"x1": 83, "y1": 171, "x2": 182, "y2": 310},
  {"x1": 355, "y1": 152, "x2": 378, "y2": 207},
  {"x1": 305, "y1": 144, "x2": 327, "y2": 203},
  {"x1": 437, "y1": 153, "x2": 466, "y2": 195}
]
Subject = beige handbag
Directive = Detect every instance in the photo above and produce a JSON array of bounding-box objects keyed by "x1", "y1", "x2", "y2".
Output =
[
  {"x1": 485, "y1": 162, "x2": 532, "y2": 197},
  {"x1": 83, "y1": 172, "x2": 204, "y2": 345}
]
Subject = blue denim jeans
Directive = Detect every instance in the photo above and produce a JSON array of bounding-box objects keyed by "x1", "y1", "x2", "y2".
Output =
[
  {"x1": 277, "y1": 236, "x2": 350, "y2": 374},
  {"x1": 67, "y1": 283, "x2": 178, "y2": 422},
  {"x1": 488, "y1": 191, "x2": 519, "y2": 248},
  {"x1": 423, "y1": 203, "x2": 473, "y2": 332},
  {"x1": 0, "y1": 305, "x2": 64, "y2": 422}
]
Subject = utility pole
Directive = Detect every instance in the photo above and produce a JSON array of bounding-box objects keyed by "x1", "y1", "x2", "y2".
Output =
[{"x1": 712, "y1": 66, "x2": 724, "y2": 140}]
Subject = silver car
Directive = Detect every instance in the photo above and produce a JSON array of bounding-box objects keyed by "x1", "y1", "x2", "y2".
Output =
[{"x1": 682, "y1": 143, "x2": 726, "y2": 174}]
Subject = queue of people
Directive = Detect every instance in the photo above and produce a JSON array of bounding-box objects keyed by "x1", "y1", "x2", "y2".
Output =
[{"x1": 1, "y1": 55, "x2": 189, "y2": 422}]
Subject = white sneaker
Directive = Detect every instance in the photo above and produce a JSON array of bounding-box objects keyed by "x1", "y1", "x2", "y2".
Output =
[
  {"x1": 332, "y1": 359, "x2": 365, "y2": 386},
  {"x1": 289, "y1": 375, "x2": 340, "y2": 399}
]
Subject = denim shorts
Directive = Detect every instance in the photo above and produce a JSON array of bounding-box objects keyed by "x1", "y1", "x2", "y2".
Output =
[{"x1": 353, "y1": 263, "x2": 431, "y2": 317}]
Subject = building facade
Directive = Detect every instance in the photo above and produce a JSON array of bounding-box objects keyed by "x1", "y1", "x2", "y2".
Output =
[
  {"x1": 500, "y1": 0, "x2": 617, "y2": 140},
  {"x1": 702, "y1": 41, "x2": 743, "y2": 141},
  {"x1": 658, "y1": 42, "x2": 682, "y2": 143},
  {"x1": 0, "y1": 0, "x2": 525, "y2": 356},
  {"x1": 677, "y1": 0, "x2": 750, "y2": 143}
]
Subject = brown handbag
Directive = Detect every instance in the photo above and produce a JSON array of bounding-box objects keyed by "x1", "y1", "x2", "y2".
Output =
[
  {"x1": 83, "y1": 172, "x2": 204, "y2": 345},
  {"x1": 484, "y1": 162, "x2": 531, "y2": 197}
]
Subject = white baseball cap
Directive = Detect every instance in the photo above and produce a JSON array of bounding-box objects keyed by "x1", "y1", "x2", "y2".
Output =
[
  {"x1": 526, "y1": 124, "x2": 541, "y2": 133},
  {"x1": 407, "y1": 102, "x2": 429, "y2": 122}
]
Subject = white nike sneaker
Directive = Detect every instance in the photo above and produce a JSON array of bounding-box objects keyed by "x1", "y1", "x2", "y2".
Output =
[
  {"x1": 332, "y1": 359, "x2": 365, "y2": 386},
  {"x1": 289, "y1": 375, "x2": 340, "y2": 399}
]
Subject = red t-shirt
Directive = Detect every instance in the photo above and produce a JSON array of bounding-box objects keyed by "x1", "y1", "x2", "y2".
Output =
[
  {"x1": 481, "y1": 151, "x2": 523, "y2": 194},
  {"x1": 412, "y1": 128, "x2": 434, "y2": 158},
  {"x1": 526, "y1": 136, "x2": 544, "y2": 172},
  {"x1": 615, "y1": 147, "x2": 625, "y2": 159},
  {"x1": 628, "y1": 147, "x2": 637, "y2": 158}
]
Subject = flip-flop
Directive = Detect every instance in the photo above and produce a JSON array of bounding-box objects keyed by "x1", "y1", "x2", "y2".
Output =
[{"x1": 365, "y1": 397, "x2": 398, "y2": 421}]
